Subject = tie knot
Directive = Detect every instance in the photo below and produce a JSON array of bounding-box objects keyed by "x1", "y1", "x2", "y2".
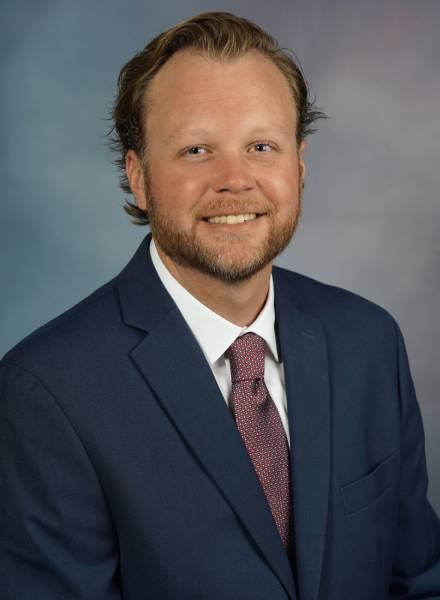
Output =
[{"x1": 226, "y1": 333, "x2": 266, "y2": 383}]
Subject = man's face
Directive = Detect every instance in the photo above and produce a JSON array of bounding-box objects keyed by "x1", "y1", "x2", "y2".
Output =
[{"x1": 131, "y1": 49, "x2": 305, "y2": 282}]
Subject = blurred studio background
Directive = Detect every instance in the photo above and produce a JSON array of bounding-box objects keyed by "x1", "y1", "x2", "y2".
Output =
[{"x1": 2, "y1": 0, "x2": 440, "y2": 511}]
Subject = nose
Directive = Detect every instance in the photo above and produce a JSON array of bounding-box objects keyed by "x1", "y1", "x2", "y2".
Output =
[{"x1": 211, "y1": 155, "x2": 256, "y2": 194}]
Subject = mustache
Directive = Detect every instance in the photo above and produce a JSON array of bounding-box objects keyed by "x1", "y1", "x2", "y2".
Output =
[{"x1": 196, "y1": 200, "x2": 272, "y2": 219}]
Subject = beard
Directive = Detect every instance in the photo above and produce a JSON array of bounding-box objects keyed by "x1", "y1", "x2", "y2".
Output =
[{"x1": 145, "y1": 178, "x2": 303, "y2": 284}]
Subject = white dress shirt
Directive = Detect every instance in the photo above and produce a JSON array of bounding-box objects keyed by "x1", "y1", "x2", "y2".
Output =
[{"x1": 149, "y1": 238, "x2": 290, "y2": 448}]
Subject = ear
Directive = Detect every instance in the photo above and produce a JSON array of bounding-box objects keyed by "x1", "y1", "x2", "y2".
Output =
[
  {"x1": 125, "y1": 150, "x2": 148, "y2": 211},
  {"x1": 298, "y1": 139, "x2": 307, "y2": 181}
]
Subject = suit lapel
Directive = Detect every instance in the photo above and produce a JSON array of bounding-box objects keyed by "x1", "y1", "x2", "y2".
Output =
[
  {"x1": 274, "y1": 267, "x2": 331, "y2": 600},
  {"x1": 117, "y1": 235, "x2": 297, "y2": 599}
]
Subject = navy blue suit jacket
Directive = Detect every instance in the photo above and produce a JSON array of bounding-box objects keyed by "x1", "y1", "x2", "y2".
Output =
[{"x1": 1, "y1": 233, "x2": 440, "y2": 599}]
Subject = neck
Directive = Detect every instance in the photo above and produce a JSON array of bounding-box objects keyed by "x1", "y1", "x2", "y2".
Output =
[{"x1": 155, "y1": 243, "x2": 272, "y2": 327}]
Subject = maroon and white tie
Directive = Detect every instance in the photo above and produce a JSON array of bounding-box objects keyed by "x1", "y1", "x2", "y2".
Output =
[{"x1": 226, "y1": 332, "x2": 293, "y2": 556}]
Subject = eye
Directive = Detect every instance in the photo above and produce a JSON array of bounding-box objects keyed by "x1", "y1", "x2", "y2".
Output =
[
  {"x1": 252, "y1": 142, "x2": 274, "y2": 153},
  {"x1": 183, "y1": 146, "x2": 207, "y2": 156}
]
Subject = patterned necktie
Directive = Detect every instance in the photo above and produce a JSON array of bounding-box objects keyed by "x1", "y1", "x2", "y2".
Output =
[{"x1": 226, "y1": 332, "x2": 293, "y2": 556}]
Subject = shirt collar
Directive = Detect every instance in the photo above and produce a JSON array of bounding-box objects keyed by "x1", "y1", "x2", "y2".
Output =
[{"x1": 149, "y1": 238, "x2": 279, "y2": 365}]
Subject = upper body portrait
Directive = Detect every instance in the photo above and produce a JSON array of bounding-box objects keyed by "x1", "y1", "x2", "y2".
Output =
[{"x1": 1, "y1": 10, "x2": 440, "y2": 600}]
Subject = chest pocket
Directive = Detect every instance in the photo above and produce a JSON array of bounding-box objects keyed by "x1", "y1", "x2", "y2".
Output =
[{"x1": 341, "y1": 451, "x2": 399, "y2": 516}]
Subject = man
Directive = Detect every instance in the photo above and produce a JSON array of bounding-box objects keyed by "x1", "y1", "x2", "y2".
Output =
[{"x1": 1, "y1": 11, "x2": 439, "y2": 599}]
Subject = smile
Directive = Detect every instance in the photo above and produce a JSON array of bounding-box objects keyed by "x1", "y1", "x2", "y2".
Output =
[{"x1": 203, "y1": 213, "x2": 265, "y2": 224}]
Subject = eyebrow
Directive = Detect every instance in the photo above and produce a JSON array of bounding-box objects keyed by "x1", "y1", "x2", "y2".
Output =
[
  {"x1": 163, "y1": 125, "x2": 293, "y2": 145},
  {"x1": 162, "y1": 128, "x2": 211, "y2": 145}
]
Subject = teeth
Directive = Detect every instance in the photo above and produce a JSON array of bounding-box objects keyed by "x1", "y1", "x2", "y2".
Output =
[{"x1": 207, "y1": 213, "x2": 258, "y2": 224}]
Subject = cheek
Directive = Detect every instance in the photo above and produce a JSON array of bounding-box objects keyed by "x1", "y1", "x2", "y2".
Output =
[
  {"x1": 260, "y1": 169, "x2": 300, "y2": 210},
  {"x1": 150, "y1": 164, "x2": 207, "y2": 216}
]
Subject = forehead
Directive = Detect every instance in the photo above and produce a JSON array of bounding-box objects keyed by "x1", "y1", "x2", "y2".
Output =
[{"x1": 145, "y1": 49, "x2": 297, "y2": 142}]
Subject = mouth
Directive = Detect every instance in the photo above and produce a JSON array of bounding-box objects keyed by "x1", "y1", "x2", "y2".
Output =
[{"x1": 202, "y1": 213, "x2": 266, "y2": 225}]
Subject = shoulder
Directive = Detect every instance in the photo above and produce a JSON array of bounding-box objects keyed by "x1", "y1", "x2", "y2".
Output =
[
  {"x1": 1, "y1": 273, "x2": 127, "y2": 377},
  {"x1": 1, "y1": 233, "x2": 160, "y2": 382},
  {"x1": 274, "y1": 264, "x2": 395, "y2": 318},
  {"x1": 273, "y1": 265, "x2": 399, "y2": 343}
]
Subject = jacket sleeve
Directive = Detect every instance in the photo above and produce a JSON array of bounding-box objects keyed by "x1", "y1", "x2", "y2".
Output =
[
  {"x1": 389, "y1": 322, "x2": 440, "y2": 598},
  {"x1": 0, "y1": 361, "x2": 122, "y2": 600}
]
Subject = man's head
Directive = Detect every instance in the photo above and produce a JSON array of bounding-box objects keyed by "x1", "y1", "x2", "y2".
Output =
[{"x1": 110, "y1": 11, "x2": 325, "y2": 282}]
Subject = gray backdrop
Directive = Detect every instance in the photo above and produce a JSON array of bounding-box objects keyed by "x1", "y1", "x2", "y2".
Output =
[{"x1": 2, "y1": 0, "x2": 439, "y2": 512}]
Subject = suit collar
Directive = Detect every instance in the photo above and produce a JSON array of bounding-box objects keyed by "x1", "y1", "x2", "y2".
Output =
[
  {"x1": 117, "y1": 234, "x2": 330, "y2": 600},
  {"x1": 274, "y1": 267, "x2": 331, "y2": 600},
  {"x1": 117, "y1": 233, "x2": 175, "y2": 332}
]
